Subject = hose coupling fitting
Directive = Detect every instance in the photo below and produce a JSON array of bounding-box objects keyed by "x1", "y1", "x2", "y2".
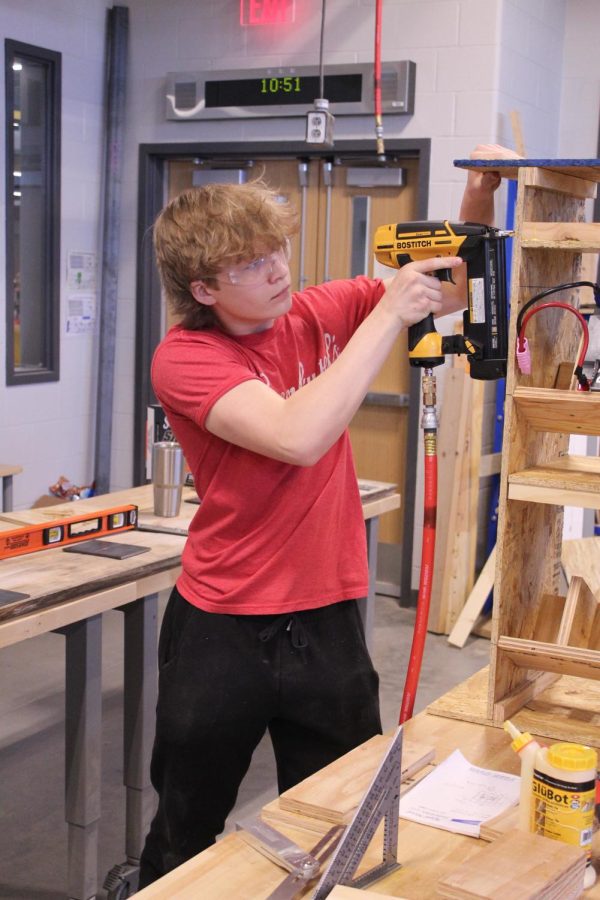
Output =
[
  {"x1": 422, "y1": 373, "x2": 436, "y2": 408},
  {"x1": 420, "y1": 372, "x2": 438, "y2": 430}
]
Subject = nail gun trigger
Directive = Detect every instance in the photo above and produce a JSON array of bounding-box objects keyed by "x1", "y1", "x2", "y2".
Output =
[{"x1": 437, "y1": 267, "x2": 455, "y2": 285}]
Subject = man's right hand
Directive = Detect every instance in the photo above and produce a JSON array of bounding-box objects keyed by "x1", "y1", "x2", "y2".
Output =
[{"x1": 380, "y1": 256, "x2": 463, "y2": 328}]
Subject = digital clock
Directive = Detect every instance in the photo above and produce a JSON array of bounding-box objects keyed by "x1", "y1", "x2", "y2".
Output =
[
  {"x1": 205, "y1": 73, "x2": 363, "y2": 108},
  {"x1": 166, "y1": 62, "x2": 416, "y2": 120}
]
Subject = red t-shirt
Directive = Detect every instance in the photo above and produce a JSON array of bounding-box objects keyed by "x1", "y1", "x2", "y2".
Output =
[{"x1": 151, "y1": 276, "x2": 385, "y2": 614}]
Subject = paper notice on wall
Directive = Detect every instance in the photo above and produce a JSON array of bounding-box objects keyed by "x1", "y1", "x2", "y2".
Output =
[
  {"x1": 66, "y1": 294, "x2": 96, "y2": 335},
  {"x1": 67, "y1": 251, "x2": 97, "y2": 292}
]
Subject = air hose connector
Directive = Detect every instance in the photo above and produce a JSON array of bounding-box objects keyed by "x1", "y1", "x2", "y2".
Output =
[{"x1": 420, "y1": 372, "x2": 438, "y2": 430}]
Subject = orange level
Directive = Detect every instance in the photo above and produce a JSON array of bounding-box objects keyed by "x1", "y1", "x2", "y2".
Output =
[{"x1": 0, "y1": 505, "x2": 138, "y2": 560}]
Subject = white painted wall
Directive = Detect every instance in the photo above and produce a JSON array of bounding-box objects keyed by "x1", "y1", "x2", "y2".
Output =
[
  {"x1": 0, "y1": 0, "x2": 598, "y2": 515},
  {"x1": 0, "y1": 0, "x2": 112, "y2": 509}
]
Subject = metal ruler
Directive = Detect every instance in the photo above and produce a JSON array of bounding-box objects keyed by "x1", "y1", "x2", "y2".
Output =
[
  {"x1": 311, "y1": 726, "x2": 404, "y2": 899},
  {"x1": 240, "y1": 820, "x2": 344, "y2": 900}
]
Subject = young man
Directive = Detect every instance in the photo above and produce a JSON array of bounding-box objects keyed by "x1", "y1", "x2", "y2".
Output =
[{"x1": 138, "y1": 145, "x2": 510, "y2": 887}]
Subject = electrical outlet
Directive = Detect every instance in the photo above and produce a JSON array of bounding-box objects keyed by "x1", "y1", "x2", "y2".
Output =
[{"x1": 305, "y1": 103, "x2": 335, "y2": 146}]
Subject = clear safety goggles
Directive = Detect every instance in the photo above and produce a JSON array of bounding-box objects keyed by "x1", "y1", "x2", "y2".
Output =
[{"x1": 216, "y1": 239, "x2": 291, "y2": 286}]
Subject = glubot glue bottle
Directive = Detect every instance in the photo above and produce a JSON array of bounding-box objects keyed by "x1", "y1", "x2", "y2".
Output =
[
  {"x1": 532, "y1": 741, "x2": 598, "y2": 890},
  {"x1": 503, "y1": 719, "x2": 543, "y2": 832}
]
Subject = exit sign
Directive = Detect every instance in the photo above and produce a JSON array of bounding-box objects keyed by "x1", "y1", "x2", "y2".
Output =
[{"x1": 240, "y1": 0, "x2": 296, "y2": 26}]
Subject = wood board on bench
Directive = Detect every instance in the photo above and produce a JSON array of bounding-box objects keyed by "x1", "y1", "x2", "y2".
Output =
[
  {"x1": 437, "y1": 830, "x2": 585, "y2": 899},
  {"x1": 275, "y1": 733, "x2": 435, "y2": 825}
]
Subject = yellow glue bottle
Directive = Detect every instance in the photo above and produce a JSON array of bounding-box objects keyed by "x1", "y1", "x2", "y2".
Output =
[
  {"x1": 503, "y1": 720, "x2": 543, "y2": 832},
  {"x1": 532, "y1": 741, "x2": 598, "y2": 890}
]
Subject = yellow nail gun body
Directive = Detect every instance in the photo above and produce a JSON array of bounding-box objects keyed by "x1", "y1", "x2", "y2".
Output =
[{"x1": 373, "y1": 220, "x2": 510, "y2": 380}]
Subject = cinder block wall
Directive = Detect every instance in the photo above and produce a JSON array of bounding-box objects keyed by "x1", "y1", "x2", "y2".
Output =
[{"x1": 0, "y1": 0, "x2": 597, "y2": 512}]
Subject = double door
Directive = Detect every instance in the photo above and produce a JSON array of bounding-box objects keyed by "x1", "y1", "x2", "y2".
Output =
[{"x1": 167, "y1": 155, "x2": 419, "y2": 583}]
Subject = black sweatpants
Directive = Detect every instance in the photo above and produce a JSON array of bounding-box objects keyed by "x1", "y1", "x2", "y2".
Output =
[{"x1": 138, "y1": 587, "x2": 382, "y2": 887}]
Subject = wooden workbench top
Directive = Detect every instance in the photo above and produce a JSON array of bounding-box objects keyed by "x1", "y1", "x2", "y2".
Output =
[
  {"x1": 134, "y1": 704, "x2": 600, "y2": 899},
  {"x1": 0, "y1": 481, "x2": 399, "y2": 644},
  {"x1": 0, "y1": 528, "x2": 185, "y2": 636}
]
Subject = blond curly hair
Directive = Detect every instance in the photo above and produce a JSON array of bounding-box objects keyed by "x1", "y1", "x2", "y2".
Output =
[{"x1": 153, "y1": 180, "x2": 299, "y2": 329}]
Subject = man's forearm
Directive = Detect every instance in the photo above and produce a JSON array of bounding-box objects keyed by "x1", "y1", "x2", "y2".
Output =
[{"x1": 459, "y1": 173, "x2": 499, "y2": 226}]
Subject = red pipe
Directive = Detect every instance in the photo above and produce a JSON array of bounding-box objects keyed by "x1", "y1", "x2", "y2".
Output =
[
  {"x1": 399, "y1": 432, "x2": 437, "y2": 724},
  {"x1": 374, "y1": 0, "x2": 384, "y2": 157}
]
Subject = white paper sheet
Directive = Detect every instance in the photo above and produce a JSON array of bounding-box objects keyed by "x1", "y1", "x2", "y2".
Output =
[{"x1": 398, "y1": 749, "x2": 520, "y2": 837}]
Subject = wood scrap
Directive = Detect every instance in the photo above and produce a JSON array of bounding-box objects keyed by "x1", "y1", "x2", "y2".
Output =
[
  {"x1": 447, "y1": 546, "x2": 496, "y2": 648},
  {"x1": 479, "y1": 805, "x2": 519, "y2": 842},
  {"x1": 562, "y1": 537, "x2": 600, "y2": 601},
  {"x1": 277, "y1": 734, "x2": 434, "y2": 825},
  {"x1": 437, "y1": 829, "x2": 585, "y2": 899}
]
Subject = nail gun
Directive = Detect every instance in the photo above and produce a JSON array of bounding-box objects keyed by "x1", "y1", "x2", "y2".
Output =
[{"x1": 373, "y1": 220, "x2": 511, "y2": 380}]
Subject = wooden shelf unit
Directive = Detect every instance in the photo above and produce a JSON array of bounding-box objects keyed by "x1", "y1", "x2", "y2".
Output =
[{"x1": 488, "y1": 162, "x2": 600, "y2": 724}]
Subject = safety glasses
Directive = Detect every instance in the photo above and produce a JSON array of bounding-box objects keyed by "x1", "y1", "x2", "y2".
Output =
[{"x1": 216, "y1": 239, "x2": 291, "y2": 286}]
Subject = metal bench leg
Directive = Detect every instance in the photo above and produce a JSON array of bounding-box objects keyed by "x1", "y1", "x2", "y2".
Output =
[
  {"x1": 61, "y1": 615, "x2": 102, "y2": 900},
  {"x1": 357, "y1": 516, "x2": 380, "y2": 653},
  {"x1": 104, "y1": 594, "x2": 158, "y2": 899},
  {"x1": 2, "y1": 474, "x2": 13, "y2": 513}
]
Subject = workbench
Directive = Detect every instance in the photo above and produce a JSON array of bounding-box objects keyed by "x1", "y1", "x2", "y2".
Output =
[
  {"x1": 0, "y1": 482, "x2": 399, "y2": 900},
  {"x1": 134, "y1": 699, "x2": 600, "y2": 899}
]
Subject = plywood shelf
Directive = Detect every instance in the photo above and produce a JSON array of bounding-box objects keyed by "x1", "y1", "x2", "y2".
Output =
[
  {"x1": 497, "y1": 636, "x2": 600, "y2": 681},
  {"x1": 513, "y1": 387, "x2": 600, "y2": 435},
  {"x1": 508, "y1": 455, "x2": 600, "y2": 507},
  {"x1": 520, "y1": 220, "x2": 600, "y2": 251}
]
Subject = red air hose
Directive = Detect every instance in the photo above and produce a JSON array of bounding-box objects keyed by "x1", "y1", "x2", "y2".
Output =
[
  {"x1": 399, "y1": 427, "x2": 438, "y2": 724},
  {"x1": 373, "y1": 0, "x2": 385, "y2": 158}
]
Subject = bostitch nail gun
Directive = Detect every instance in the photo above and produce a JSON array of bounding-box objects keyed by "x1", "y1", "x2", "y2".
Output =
[{"x1": 373, "y1": 220, "x2": 511, "y2": 379}]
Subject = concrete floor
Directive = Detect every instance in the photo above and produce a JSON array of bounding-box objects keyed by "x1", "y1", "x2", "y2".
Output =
[{"x1": 0, "y1": 593, "x2": 490, "y2": 900}]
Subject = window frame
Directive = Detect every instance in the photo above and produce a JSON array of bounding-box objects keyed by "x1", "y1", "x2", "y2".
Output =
[{"x1": 5, "y1": 39, "x2": 61, "y2": 385}]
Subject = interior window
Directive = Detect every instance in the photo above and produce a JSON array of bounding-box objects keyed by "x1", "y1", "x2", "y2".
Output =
[{"x1": 5, "y1": 40, "x2": 61, "y2": 384}]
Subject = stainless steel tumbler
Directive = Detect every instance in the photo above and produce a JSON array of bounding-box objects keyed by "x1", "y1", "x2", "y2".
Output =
[{"x1": 152, "y1": 442, "x2": 184, "y2": 517}]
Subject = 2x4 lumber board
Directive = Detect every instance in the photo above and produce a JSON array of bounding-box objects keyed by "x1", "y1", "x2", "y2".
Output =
[
  {"x1": 520, "y1": 220, "x2": 600, "y2": 251},
  {"x1": 429, "y1": 368, "x2": 472, "y2": 633},
  {"x1": 467, "y1": 380, "x2": 485, "y2": 599},
  {"x1": 513, "y1": 388, "x2": 600, "y2": 435},
  {"x1": 447, "y1": 546, "x2": 496, "y2": 648},
  {"x1": 278, "y1": 734, "x2": 435, "y2": 824},
  {"x1": 497, "y1": 634, "x2": 600, "y2": 681}
]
